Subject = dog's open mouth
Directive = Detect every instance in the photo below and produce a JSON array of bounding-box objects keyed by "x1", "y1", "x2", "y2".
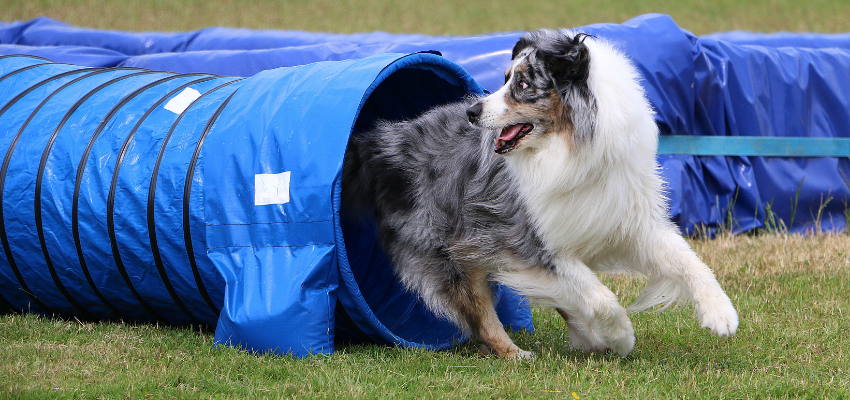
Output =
[{"x1": 495, "y1": 123, "x2": 533, "y2": 154}]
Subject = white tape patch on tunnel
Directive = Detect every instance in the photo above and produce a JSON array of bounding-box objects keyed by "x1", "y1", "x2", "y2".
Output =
[
  {"x1": 164, "y1": 87, "x2": 202, "y2": 114},
  {"x1": 254, "y1": 171, "x2": 292, "y2": 205}
]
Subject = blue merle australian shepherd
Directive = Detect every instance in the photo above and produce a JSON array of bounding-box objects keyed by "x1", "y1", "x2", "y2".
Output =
[{"x1": 342, "y1": 30, "x2": 738, "y2": 359}]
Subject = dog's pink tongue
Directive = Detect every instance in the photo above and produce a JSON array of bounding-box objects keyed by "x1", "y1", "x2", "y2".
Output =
[{"x1": 499, "y1": 124, "x2": 524, "y2": 141}]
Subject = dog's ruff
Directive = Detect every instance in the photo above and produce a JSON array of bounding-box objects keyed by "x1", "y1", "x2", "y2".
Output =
[{"x1": 343, "y1": 30, "x2": 738, "y2": 359}]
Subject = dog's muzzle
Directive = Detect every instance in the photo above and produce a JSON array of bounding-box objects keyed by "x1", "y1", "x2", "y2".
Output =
[{"x1": 466, "y1": 102, "x2": 483, "y2": 125}]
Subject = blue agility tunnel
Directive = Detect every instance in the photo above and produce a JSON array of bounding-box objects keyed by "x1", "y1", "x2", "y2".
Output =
[
  {"x1": 0, "y1": 52, "x2": 533, "y2": 356},
  {"x1": 3, "y1": 13, "x2": 850, "y2": 356}
]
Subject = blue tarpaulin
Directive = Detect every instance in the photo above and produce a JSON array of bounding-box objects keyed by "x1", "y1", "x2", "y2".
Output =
[
  {"x1": 1, "y1": 14, "x2": 849, "y2": 356},
  {"x1": 0, "y1": 51, "x2": 532, "y2": 356},
  {"x1": 3, "y1": 14, "x2": 849, "y2": 234}
]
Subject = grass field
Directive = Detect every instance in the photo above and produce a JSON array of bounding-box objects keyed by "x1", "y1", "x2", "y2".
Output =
[
  {"x1": 3, "y1": 234, "x2": 849, "y2": 398},
  {"x1": 3, "y1": 0, "x2": 850, "y2": 35},
  {"x1": 3, "y1": 1, "x2": 850, "y2": 399}
]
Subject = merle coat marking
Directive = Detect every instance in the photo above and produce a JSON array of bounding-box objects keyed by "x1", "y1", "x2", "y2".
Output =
[{"x1": 343, "y1": 30, "x2": 738, "y2": 359}]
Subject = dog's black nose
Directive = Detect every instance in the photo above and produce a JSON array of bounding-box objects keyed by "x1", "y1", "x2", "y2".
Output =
[{"x1": 466, "y1": 102, "x2": 483, "y2": 124}]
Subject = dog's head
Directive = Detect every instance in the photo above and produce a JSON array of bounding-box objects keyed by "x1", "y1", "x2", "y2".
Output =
[{"x1": 467, "y1": 30, "x2": 597, "y2": 155}]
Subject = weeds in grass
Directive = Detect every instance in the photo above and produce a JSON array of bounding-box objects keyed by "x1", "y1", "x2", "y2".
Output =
[
  {"x1": 788, "y1": 177, "x2": 804, "y2": 231},
  {"x1": 811, "y1": 192, "x2": 834, "y2": 233},
  {"x1": 843, "y1": 195, "x2": 850, "y2": 235},
  {"x1": 690, "y1": 177, "x2": 850, "y2": 239},
  {"x1": 690, "y1": 187, "x2": 743, "y2": 238},
  {"x1": 726, "y1": 187, "x2": 743, "y2": 233},
  {"x1": 761, "y1": 199, "x2": 788, "y2": 235},
  {"x1": 841, "y1": 169, "x2": 850, "y2": 235}
]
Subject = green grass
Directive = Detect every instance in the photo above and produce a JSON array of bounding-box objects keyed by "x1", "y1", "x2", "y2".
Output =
[
  {"x1": 3, "y1": 234, "x2": 849, "y2": 399},
  {"x1": 3, "y1": 0, "x2": 850, "y2": 35}
]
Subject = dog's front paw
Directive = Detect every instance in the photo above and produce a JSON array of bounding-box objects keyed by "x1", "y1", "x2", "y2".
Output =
[
  {"x1": 569, "y1": 336, "x2": 613, "y2": 355},
  {"x1": 594, "y1": 311, "x2": 635, "y2": 357},
  {"x1": 569, "y1": 328, "x2": 634, "y2": 357},
  {"x1": 601, "y1": 326, "x2": 635, "y2": 358},
  {"x1": 698, "y1": 296, "x2": 739, "y2": 336},
  {"x1": 566, "y1": 321, "x2": 608, "y2": 353},
  {"x1": 568, "y1": 304, "x2": 635, "y2": 357}
]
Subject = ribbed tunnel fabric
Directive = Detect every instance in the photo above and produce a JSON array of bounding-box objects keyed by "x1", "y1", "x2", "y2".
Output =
[{"x1": 0, "y1": 52, "x2": 533, "y2": 356}]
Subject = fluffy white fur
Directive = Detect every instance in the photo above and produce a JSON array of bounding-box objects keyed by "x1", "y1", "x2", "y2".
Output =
[{"x1": 478, "y1": 34, "x2": 739, "y2": 357}]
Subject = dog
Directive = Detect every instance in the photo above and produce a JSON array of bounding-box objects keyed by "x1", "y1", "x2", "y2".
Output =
[{"x1": 342, "y1": 29, "x2": 738, "y2": 359}]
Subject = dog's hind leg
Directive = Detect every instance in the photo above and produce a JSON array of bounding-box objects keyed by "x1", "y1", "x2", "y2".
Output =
[
  {"x1": 406, "y1": 259, "x2": 532, "y2": 360},
  {"x1": 449, "y1": 272, "x2": 533, "y2": 360},
  {"x1": 497, "y1": 260, "x2": 635, "y2": 357},
  {"x1": 630, "y1": 227, "x2": 739, "y2": 336},
  {"x1": 471, "y1": 302, "x2": 533, "y2": 360}
]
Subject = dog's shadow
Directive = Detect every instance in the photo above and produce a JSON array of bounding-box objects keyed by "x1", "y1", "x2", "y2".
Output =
[{"x1": 494, "y1": 310, "x2": 744, "y2": 369}]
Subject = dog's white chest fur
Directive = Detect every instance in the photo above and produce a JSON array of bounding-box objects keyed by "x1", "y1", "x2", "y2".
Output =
[{"x1": 502, "y1": 122, "x2": 659, "y2": 265}]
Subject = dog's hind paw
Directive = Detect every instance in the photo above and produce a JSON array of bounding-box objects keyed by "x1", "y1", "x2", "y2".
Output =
[
  {"x1": 479, "y1": 344, "x2": 534, "y2": 360},
  {"x1": 508, "y1": 349, "x2": 535, "y2": 360}
]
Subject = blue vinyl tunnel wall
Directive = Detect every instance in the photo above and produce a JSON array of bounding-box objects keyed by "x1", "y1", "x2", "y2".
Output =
[
  {"x1": 5, "y1": 12, "x2": 850, "y2": 356},
  {"x1": 0, "y1": 53, "x2": 534, "y2": 356},
  {"x1": 0, "y1": 55, "x2": 236, "y2": 326}
]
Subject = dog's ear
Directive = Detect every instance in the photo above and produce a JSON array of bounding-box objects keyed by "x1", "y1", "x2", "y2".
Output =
[
  {"x1": 538, "y1": 33, "x2": 592, "y2": 89},
  {"x1": 537, "y1": 33, "x2": 596, "y2": 144},
  {"x1": 511, "y1": 36, "x2": 534, "y2": 60}
]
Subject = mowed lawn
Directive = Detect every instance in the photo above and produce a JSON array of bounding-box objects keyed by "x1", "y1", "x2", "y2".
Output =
[
  {"x1": 2, "y1": 1, "x2": 850, "y2": 398},
  {"x1": 3, "y1": 0, "x2": 850, "y2": 35},
  {"x1": 2, "y1": 234, "x2": 849, "y2": 398}
]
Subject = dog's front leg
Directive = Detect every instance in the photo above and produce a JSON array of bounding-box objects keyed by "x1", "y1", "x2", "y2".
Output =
[
  {"x1": 631, "y1": 227, "x2": 739, "y2": 337},
  {"x1": 496, "y1": 259, "x2": 635, "y2": 357},
  {"x1": 555, "y1": 308, "x2": 607, "y2": 354}
]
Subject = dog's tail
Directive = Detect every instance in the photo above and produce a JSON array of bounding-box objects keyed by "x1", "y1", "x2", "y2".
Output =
[{"x1": 628, "y1": 277, "x2": 689, "y2": 313}]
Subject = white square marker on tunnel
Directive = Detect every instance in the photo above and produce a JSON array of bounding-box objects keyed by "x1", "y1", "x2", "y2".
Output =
[
  {"x1": 255, "y1": 171, "x2": 292, "y2": 206},
  {"x1": 164, "y1": 87, "x2": 202, "y2": 114}
]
